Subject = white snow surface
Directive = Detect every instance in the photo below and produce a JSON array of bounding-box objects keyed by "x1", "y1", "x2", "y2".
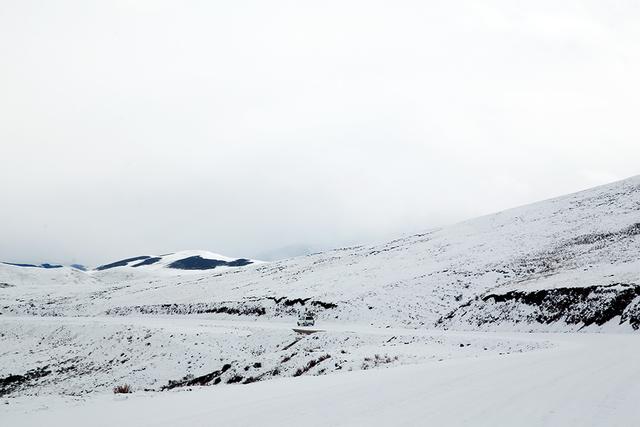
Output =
[
  {"x1": 0, "y1": 315, "x2": 550, "y2": 396},
  {"x1": 2, "y1": 175, "x2": 640, "y2": 426},
  {"x1": 0, "y1": 264, "x2": 98, "y2": 288},
  {"x1": 3, "y1": 327, "x2": 639, "y2": 427}
]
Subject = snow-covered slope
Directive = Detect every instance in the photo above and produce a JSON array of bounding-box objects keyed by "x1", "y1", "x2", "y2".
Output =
[
  {"x1": 3, "y1": 175, "x2": 638, "y2": 330},
  {"x1": 2, "y1": 175, "x2": 640, "y2": 402},
  {"x1": 0, "y1": 263, "x2": 100, "y2": 289},
  {"x1": 90, "y1": 250, "x2": 258, "y2": 282},
  {"x1": 99, "y1": 175, "x2": 640, "y2": 329},
  {"x1": 0, "y1": 263, "x2": 101, "y2": 321},
  {"x1": 0, "y1": 316, "x2": 546, "y2": 397},
  {"x1": 0, "y1": 250, "x2": 257, "y2": 287},
  {"x1": 0, "y1": 250, "x2": 259, "y2": 317},
  {"x1": 4, "y1": 332, "x2": 638, "y2": 427},
  {"x1": 94, "y1": 250, "x2": 256, "y2": 272}
]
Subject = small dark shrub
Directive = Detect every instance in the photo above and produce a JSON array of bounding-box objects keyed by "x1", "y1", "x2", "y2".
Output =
[{"x1": 113, "y1": 384, "x2": 131, "y2": 394}]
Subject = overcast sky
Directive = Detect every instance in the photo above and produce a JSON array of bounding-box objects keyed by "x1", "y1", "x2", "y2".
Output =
[{"x1": 1, "y1": 0, "x2": 639, "y2": 265}]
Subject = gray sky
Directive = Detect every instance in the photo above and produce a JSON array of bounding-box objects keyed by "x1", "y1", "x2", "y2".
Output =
[{"x1": 1, "y1": 0, "x2": 639, "y2": 265}]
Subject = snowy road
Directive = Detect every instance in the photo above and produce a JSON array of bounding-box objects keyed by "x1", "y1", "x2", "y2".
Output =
[
  {"x1": 3, "y1": 318, "x2": 639, "y2": 426},
  {"x1": 0, "y1": 314, "x2": 555, "y2": 341}
]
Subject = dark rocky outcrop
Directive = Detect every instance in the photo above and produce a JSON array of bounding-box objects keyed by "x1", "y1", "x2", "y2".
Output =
[
  {"x1": 2, "y1": 262, "x2": 63, "y2": 269},
  {"x1": 106, "y1": 302, "x2": 267, "y2": 317},
  {"x1": 105, "y1": 296, "x2": 338, "y2": 318},
  {"x1": 167, "y1": 256, "x2": 252, "y2": 270},
  {"x1": 96, "y1": 256, "x2": 151, "y2": 271},
  {"x1": 162, "y1": 363, "x2": 232, "y2": 390},
  {"x1": 439, "y1": 283, "x2": 640, "y2": 330},
  {"x1": 0, "y1": 366, "x2": 51, "y2": 397},
  {"x1": 131, "y1": 257, "x2": 162, "y2": 267}
]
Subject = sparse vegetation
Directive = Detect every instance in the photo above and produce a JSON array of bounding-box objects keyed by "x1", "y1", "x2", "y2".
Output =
[
  {"x1": 113, "y1": 384, "x2": 131, "y2": 394},
  {"x1": 227, "y1": 374, "x2": 244, "y2": 384},
  {"x1": 281, "y1": 352, "x2": 296, "y2": 364},
  {"x1": 293, "y1": 354, "x2": 331, "y2": 377},
  {"x1": 361, "y1": 354, "x2": 399, "y2": 370}
]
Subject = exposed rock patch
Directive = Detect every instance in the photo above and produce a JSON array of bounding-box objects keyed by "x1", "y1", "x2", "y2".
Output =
[{"x1": 440, "y1": 283, "x2": 640, "y2": 330}]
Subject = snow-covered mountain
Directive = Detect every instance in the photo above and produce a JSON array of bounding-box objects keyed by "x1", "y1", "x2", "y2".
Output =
[
  {"x1": 0, "y1": 250, "x2": 258, "y2": 286},
  {"x1": 2, "y1": 175, "x2": 640, "y2": 403},
  {"x1": 0, "y1": 263, "x2": 99, "y2": 288},
  {"x1": 93, "y1": 250, "x2": 256, "y2": 272},
  {"x1": 89, "y1": 250, "x2": 259, "y2": 282},
  {"x1": 2, "y1": 175, "x2": 639, "y2": 331},
  {"x1": 0, "y1": 250, "x2": 259, "y2": 314}
]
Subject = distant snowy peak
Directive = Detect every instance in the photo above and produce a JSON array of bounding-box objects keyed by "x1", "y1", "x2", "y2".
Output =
[
  {"x1": 94, "y1": 250, "x2": 258, "y2": 272},
  {"x1": 1, "y1": 262, "x2": 89, "y2": 272},
  {"x1": 0, "y1": 262, "x2": 99, "y2": 287},
  {"x1": 0, "y1": 250, "x2": 259, "y2": 288},
  {"x1": 2, "y1": 262, "x2": 64, "y2": 269}
]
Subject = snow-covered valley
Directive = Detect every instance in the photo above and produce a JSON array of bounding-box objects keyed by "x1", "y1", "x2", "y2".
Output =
[
  {"x1": 1, "y1": 175, "x2": 639, "y2": 425},
  {"x1": 0, "y1": 315, "x2": 550, "y2": 397},
  {"x1": 4, "y1": 326, "x2": 639, "y2": 427}
]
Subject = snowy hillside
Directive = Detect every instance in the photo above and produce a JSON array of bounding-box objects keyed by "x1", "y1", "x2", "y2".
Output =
[
  {"x1": 2, "y1": 176, "x2": 638, "y2": 330},
  {"x1": 0, "y1": 263, "x2": 97, "y2": 288},
  {"x1": 1, "y1": 175, "x2": 640, "y2": 407},
  {"x1": 0, "y1": 250, "x2": 258, "y2": 286},
  {"x1": 0, "y1": 250, "x2": 259, "y2": 318},
  {"x1": 88, "y1": 250, "x2": 259, "y2": 282},
  {"x1": 4, "y1": 331, "x2": 639, "y2": 427},
  {"x1": 94, "y1": 250, "x2": 256, "y2": 272}
]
